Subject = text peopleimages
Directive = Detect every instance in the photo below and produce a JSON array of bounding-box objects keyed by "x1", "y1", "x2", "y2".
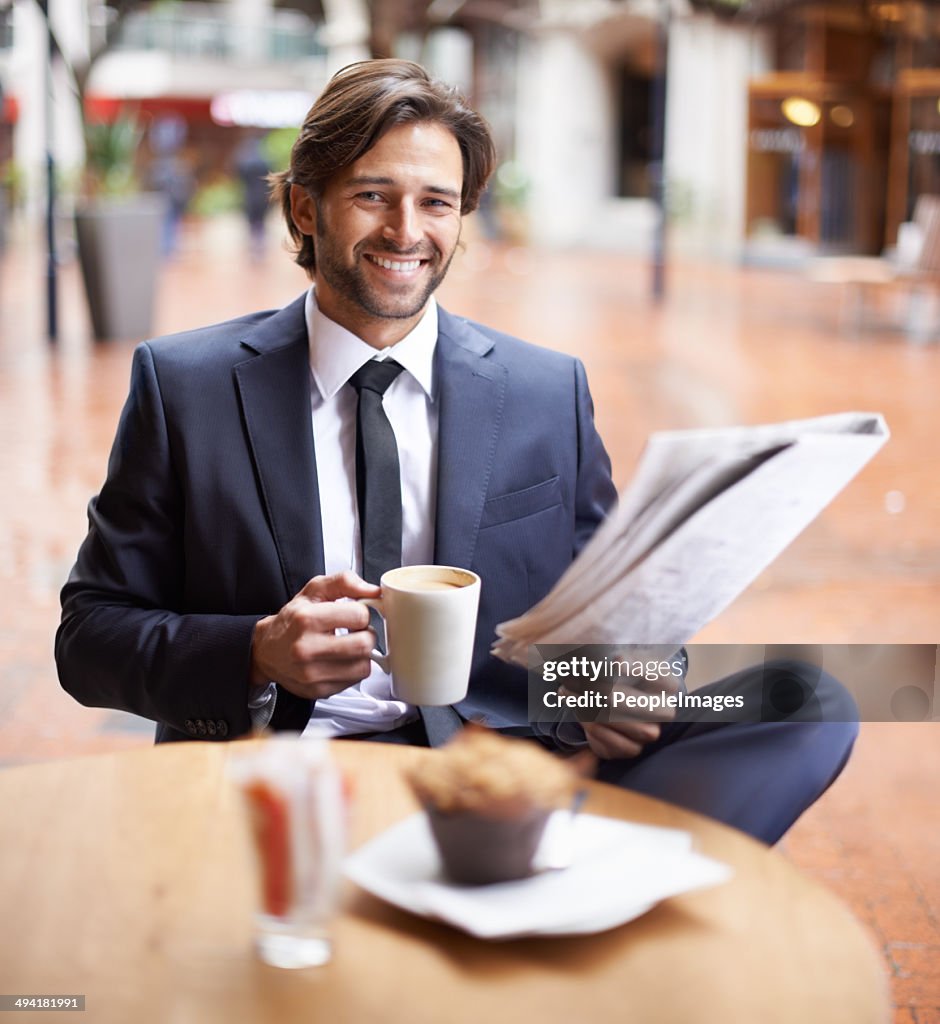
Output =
[{"x1": 544, "y1": 689, "x2": 745, "y2": 712}]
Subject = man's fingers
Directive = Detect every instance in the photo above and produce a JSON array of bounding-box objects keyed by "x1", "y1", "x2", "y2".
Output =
[
  {"x1": 607, "y1": 683, "x2": 679, "y2": 723},
  {"x1": 286, "y1": 595, "x2": 372, "y2": 634},
  {"x1": 290, "y1": 627, "x2": 376, "y2": 666},
  {"x1": 583, "y1": 720, "x2": 661, "y2": 760},
  {"x1": 300, "y1": 571, "x2": 380, "y2": 602},
  {"x1": 251, "y1": 581, "x2": 380, "y2": 700},
  {"x1": 279, "y1": 639, "x2": 375, "y2": 696},
  {"x1": 301, "y1": 655, "x2": 375, "y2": 690},
  {"x1": 583, "y1": 722, "x2": 643, "y2": 760}
]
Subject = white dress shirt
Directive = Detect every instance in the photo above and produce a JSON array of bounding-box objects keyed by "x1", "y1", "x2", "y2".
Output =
[{"x1": 296, "y1": 286, "x2": 439, "y2": 735}]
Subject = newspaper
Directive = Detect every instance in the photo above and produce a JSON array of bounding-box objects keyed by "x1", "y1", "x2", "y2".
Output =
[{"x1": 491, "y1": 412, "x2": 889, "y2": 666}]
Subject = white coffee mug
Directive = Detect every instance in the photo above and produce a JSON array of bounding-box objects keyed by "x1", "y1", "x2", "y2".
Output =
[{"x1": 361, "y1": 565, "x2": 481, "y2": 706}]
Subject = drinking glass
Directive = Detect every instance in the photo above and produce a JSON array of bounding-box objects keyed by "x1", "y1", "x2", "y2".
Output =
[{"x1": 228, "y1": 734, "x2": 345, "y2": 968}]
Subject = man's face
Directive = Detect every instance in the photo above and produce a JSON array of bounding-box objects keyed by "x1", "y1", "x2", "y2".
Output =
[{"x1": 290, "y1": 121, "x2": 464, "y2": 347}]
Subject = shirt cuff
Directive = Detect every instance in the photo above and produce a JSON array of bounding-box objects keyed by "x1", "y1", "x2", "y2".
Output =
[
  {"x1": 551, "y1": 719, "x2": 589, "y2": 751},
  {"x1": 531, "y1": 716, "x2": 589, "y2": 751},
  {"x1": 248, "y1": 681, "x2": 277, "y2": 732}
]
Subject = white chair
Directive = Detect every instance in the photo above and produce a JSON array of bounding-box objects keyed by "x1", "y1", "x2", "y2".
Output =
[{"x1": 808, "y1": 194, "x2": 940, "y2": 340}]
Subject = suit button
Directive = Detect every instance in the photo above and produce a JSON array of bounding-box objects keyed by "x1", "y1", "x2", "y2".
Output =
[
  {"x1": 184, "y1": 719, "x2": 196, "y2": 735},
  {"x1": 195, "y1": 720, "x2": 207, "y2": 736},
  {"x1": 218, "y1": 720, "x2": 229, "y2": 737},
  {"x1": 206, "y1": 721, "x2": 217, "y2": 737}
]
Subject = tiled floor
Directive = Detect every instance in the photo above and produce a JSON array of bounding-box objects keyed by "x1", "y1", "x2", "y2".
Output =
[
  {"x1": 0, "y1": 214, "x2": 937, "y2": 1019},
  {"x1": 780, "y1": 724, "x2": 940, "y2": 1024}
]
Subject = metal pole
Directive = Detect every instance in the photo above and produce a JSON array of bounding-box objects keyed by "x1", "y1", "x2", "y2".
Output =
[
  {"x1": 649, "y1": 0, "x2": 670, "y2": 305},
  {"x1": 41, "y1": 0, "x2": 58, "y2": 342}
]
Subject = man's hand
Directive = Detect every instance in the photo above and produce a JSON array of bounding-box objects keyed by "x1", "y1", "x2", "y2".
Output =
[
  {"x1": 581, "y1": 719, "x2": 663, "y2": 760},
  {"x1": 575, "y1": 673, "x2": 681, "y2": 760},
  {"x1": 250, "y1": 571, "x2": 381, "y2": 701}
]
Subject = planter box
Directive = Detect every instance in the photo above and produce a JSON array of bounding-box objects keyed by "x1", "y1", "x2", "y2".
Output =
[{"x1": 75, "y1": 193, "x2": 166, "y2": 341}]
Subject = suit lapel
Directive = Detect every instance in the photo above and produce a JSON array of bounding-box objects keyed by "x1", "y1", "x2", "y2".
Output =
[
  {"x1": 434, "y1": 309, "x2": 506, "y2": 569},
  {"x1": 233, "y1": 300, "x2": 505, "y2": 591},
  {"x1": 234, "y1": 295, "x2": 325, "y2": 599}
]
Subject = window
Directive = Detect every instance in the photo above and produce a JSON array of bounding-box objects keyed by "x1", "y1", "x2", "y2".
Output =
[{"x1": 616, "y1": 67, "x2": 652, "y2": 199}]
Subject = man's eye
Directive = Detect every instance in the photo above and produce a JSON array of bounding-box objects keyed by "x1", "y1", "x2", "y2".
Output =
[{"x1": 357, "y1": 191, "x2": 384, "y2": 202}]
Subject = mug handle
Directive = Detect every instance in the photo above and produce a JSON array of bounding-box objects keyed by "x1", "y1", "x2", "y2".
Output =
[{"x1": 359, "y1": 598, "x2": 390, "y2": 673}]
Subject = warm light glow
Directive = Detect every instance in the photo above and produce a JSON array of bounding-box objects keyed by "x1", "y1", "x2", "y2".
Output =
[
  {"x1": 830, "y1": 105, "x2": 855, "y2": 128},
  {"x1": 781, "y1": 97, "x2": 821, "y2": 127},
  {"x1": 872, "y1": 3, "x2": 904, "y2": 22}
]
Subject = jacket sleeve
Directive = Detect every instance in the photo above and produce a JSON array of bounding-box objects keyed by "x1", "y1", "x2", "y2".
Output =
[
  {"x1": 573, "y1": 357, "x2": 618, "y2": 555},
  {"x1": 55, "y1": 343, "x2": 259, "y2": 740},
  {"x1": 529, "y1": 357, "x2": 617, "y2": 749}
]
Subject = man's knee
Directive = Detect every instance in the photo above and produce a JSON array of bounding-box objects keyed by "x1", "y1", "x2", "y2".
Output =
[{"x1": 755, "y1": 658, "x2": 859, "y2": 724}]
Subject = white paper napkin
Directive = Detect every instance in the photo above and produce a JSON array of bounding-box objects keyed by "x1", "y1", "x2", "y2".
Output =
[{"x1": 345, "y1": 812, "x2": 732, "y2": 939}]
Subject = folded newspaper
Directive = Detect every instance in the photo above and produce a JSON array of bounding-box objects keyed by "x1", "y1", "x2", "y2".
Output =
[{"x1": 491, "y1": 412, "x2": 889, "y2": 666}]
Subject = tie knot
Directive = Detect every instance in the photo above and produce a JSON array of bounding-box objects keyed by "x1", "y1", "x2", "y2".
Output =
[{"x1": 349, "y1": 359, "x2": 404, "y2": 397}]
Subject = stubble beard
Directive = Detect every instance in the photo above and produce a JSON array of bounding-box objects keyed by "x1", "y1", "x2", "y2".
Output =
[{"x1": 314, "y1": 222, "x2": 458, "y2": 322}]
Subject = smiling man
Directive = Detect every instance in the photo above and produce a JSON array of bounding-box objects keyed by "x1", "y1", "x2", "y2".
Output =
[
  {"x1": 56, "y1": 60, "x2": 858, "y2": 844},
  {"x1": 294, "y1": 121, "x2": 464, "y2": 341}
]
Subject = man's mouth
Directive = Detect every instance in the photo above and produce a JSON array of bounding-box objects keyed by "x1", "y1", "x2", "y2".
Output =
[{"x1": 364, "y1": 254, "x2": 426, "y2": 273}]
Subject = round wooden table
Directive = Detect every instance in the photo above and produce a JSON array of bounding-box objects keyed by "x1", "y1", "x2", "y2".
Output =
[{"x1": 0, "y1": 740, "x2": 888, "y2": 1024}]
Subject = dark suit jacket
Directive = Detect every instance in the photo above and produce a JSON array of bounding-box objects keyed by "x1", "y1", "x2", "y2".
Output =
[{"x1": 55, "y1": 295, "x2": 617, "y2": 742}]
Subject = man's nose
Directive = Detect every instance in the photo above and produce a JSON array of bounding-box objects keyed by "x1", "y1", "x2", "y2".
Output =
[{"x1": 382, "y1": 202, "x2": 422, "y2": 249}]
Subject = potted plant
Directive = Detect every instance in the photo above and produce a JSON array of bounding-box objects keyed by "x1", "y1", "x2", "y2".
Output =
[
  {"x1": 73, "y1": 108, "x2": 166, "y2": 342},
  {"x1": 34, "y1": 0, "x2": 164, "y2": 340}
]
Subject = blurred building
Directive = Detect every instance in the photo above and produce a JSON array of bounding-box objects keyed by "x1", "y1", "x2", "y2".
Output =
[
  {"x1": 503, "y1": 1, "x2": 768, "y2": 259},
  {"x1": 447, "y1": 0, "x2": 940, "y2": 261},
  {"x1": 0, "y1": 1, "x2": 345, "y2": 215},
  {"x1": 742, "y1": 1, "x2": 940, "y2": 259},
  {"x1": 1, "y1": 0, "x2": 938, "y2": 262}
]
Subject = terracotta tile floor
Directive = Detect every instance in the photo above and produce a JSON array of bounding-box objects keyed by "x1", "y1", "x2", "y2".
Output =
[{"x1": 0, "y1": 215, "x2": 937, "y2": 1019}]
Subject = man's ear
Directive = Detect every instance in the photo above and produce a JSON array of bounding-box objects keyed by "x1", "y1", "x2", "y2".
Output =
[{"x1": 289, "y1": 184, "x2": 317, "y2": 235}]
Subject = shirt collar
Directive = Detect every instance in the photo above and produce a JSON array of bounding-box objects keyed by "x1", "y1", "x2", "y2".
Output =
[{"x1": 305, "y1": 287, "x2": 437, "y2": 401}]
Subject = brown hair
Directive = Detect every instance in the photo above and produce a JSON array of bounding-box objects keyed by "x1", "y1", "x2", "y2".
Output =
[{"x1": 269, "y1": 59, "x2": 497, "y2": 273}]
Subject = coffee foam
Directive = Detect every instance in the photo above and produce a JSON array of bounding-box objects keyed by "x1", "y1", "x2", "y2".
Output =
[{"x1": 384, "y1": 566, "x2": 476, "y2": 592}]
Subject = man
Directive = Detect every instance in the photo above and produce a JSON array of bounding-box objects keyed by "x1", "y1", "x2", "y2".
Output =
[{"x1": 56, "y1": 60, "x2": 856, "y2": 843}]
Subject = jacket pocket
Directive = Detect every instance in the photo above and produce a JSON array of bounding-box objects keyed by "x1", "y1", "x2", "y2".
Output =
[{"x1": 479, "y1": 475, "x2": 562, "y2": 530}]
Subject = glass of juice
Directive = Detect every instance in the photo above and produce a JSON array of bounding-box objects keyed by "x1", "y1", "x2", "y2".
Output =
[{"x1": 228, "y1": 734, "x2": 346, "y2": 968}]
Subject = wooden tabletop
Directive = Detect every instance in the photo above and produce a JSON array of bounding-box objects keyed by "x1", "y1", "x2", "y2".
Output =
[{"x1": 0, "y1": 740, "x2": 888, "y2": 1024}]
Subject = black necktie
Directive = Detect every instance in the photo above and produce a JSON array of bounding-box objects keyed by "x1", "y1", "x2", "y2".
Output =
[
  {"x1": 349, "y1": 359, "x2": 404, "y2": 587},
  {"x1": 348, "y1": 358, "x2": 462, "y2": 747}
]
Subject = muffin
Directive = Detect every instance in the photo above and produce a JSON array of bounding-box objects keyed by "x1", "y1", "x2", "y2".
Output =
[{"x1": 407, "y1": 725, "x2": 587, "y2": 885}]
